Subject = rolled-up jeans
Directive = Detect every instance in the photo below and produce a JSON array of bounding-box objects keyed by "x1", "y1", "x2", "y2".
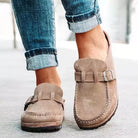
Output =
[{"x1": 11, "y1": 0, "x2": 102, "y2": 71}]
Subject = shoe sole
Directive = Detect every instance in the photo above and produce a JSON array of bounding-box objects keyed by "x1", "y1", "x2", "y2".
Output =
[
  {"x1": 77, "y1": 101, "x2": 118, "y2": 130},
  {"x1": 21, "y1": 125, "x2": 62, "y2": 132},
  {"x1": 21, "y1": 120, "x2": 63, "y2": 132}
]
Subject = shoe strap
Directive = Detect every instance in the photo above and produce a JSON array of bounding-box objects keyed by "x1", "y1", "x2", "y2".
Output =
[
  {"x1": 24, "y1": 92, "x2": 65, "y2": 111},
  {"x1": 75, "y1": 70, "x2": 116, "y2": 82}
]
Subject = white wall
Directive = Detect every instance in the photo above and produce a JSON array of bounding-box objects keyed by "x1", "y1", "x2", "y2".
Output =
[
  {"x1": 130, "y1": 0, "x2": 138, "y2": 44},
  {"x1": 100, "y1": 0, "x2": 127, "y2": 43}
]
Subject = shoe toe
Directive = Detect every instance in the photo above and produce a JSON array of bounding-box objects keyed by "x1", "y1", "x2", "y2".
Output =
[{"x1": 21, "y1": 100, "x2": 63, "y2": 123}]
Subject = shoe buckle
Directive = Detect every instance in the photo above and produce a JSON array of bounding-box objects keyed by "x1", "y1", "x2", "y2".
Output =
[{"x1": 103, "y1": 70, "x2": 114, "y2": 81}]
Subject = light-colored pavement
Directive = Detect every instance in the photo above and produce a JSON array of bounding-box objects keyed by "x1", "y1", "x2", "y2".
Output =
[{"x1": 0, "y1": 41, "x2": 138, "y2": 138}]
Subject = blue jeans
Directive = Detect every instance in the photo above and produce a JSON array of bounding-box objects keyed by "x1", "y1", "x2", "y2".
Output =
[{"x1": 11, "y1": 0, "x2": 102, "y2": 71}]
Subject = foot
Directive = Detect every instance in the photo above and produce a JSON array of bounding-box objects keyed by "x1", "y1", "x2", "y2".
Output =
[
  {"x1": 74, "y1": 32, "x2": 118, "y2": 129},
  {"x1": 21, "y1": 83, "x2": 65, "y2": 132},
  {"x1": 75, "y1": 25, "x2": 108, "y2": 61}
]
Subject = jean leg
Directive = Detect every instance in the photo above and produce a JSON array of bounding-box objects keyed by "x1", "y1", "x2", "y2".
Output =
[
  {"x1": 61, "y1": 0, "x2": 102, "y2": 33},
  {"x1": 11, "y1": 0, "x2": 57, "y2": 70}
]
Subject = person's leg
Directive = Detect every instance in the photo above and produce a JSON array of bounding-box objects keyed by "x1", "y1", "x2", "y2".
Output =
[
  {"x1": 11, "y1": 0, "x2": 64, "y2": 132},
  {"x1": 35, "y1": 67, "x2": 61, "y2": 86},
  {"x1": 61, "y1": 0, "x2": 108, "y2": 61},
  {"x1": 11, "y1": 0, "x2": 61, "y2": 87},
  {"x1": 61, "y1": 0, "x2": 118, "y2": 129}
]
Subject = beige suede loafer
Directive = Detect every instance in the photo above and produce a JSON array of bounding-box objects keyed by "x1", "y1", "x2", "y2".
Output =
[
  {"x1": 21, "y1": 83, "x2": 65, "y2": 132},
  {"x1": 74, "y1": 32, "x2": 118, "y2": 129}
]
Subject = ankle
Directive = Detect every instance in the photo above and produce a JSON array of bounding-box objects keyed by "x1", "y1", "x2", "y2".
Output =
[
  {"x1": 35, "y1": 67, "x2": 61, "y2": 87},
  {"x1": 36, "y1": 78, "x2": 61, "y2": 87},
  {"x1": 75, "y1": 25, "x2": 108, "y2": 61}
]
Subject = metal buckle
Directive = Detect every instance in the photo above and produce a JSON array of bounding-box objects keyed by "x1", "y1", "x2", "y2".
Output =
[{"x1": 103, "y1": 70, "x2": 114, "y2": 81}]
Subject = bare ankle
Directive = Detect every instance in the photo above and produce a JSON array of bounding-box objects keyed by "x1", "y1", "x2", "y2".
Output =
[
  {"x1": 75, "y1": 25, "x2": 108, "y2": 61},
  {"x1": 35, "y1": 67, "x2": 61, "y2": 87}
]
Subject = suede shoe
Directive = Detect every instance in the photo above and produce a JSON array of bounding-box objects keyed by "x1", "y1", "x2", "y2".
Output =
[
  {"x1": 74, "y1": 32, "x2": 118, "y2": 129},
  {"x1": 21, "y1": 83, "x2": 65, "y2": 132}
]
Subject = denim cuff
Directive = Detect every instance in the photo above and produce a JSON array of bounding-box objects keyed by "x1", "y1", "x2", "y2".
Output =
[
  {"x1": 66, "y1": 12, "x2": 102, "y2": 33},
  {"x1": 25, "y1": 48, "x2": 58, "y2": 70},
  {"x1": 26, "y1": 54, "x2": 58, "y2": 70}
]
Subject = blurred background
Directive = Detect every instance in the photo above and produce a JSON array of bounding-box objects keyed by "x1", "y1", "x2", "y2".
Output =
[
  {"x1": 1, "y1": 1, "x2": 138, "y2": 137},
  {"x1": 0, "y1": 0, "x2": 138, "y2": 50}
]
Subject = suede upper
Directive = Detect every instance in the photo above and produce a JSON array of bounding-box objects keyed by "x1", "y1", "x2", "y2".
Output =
[
  {"x1": 74, "y1": 32, "x2": 118, "y2": 128},
  {"x1": 21, "y1": 83, "x2": 64, "y2": 127}
]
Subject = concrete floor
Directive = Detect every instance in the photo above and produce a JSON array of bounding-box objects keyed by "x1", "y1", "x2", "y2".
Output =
[{"x1": 0, "y1": 42, "x2": 138, "y2": 138}]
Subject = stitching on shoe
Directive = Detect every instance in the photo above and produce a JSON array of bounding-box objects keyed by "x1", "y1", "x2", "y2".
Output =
[
  {"x1": 25, "y1": 111, "x2": 63, "y2": 116},
  {"x1": 74, "y1": 82, "x2": 110, "y2": 124},
  {"x1": 74, "y1": 96, "x2": 117, "y2": 126},
  {"x1": 75, "y1": 101, "x2": 110, "y2": 125},
  {"x1": 74, "y1": 85, "x2": 117, "y2": 125}
]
